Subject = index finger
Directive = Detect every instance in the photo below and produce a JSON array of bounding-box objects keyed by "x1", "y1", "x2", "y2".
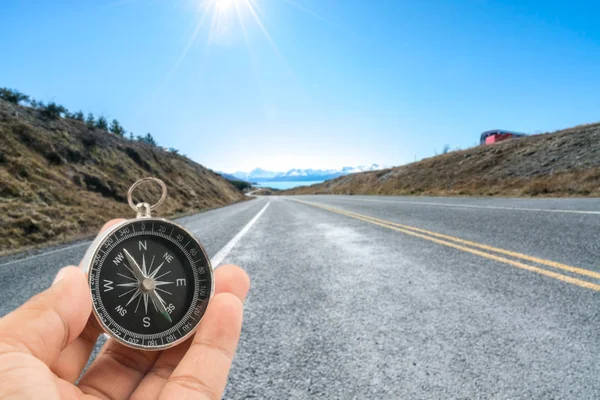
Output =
[
  {"x1": 51, "y1": 218, "x2": 126, "y2": 382},
  {"x1": 0, "y1": 266, "x2": 90, "y2": 366},
  {"x1": 0, "y1": 219, "x2": 124, "y2": 370}
]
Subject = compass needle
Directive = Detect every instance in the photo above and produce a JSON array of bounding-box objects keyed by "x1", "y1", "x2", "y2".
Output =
[
  {"x1": 123, "y1": 249, "x2": 145, "y2": 282},
  {"x1": 84, "y1": 177, "x2": 213, "y2": 350},
  {"x1": 150, "y1": 295, "x2": 159, "y2": 313},
  {"x1": 150, "y1": 290, "x2": 172, "y2": 323}
]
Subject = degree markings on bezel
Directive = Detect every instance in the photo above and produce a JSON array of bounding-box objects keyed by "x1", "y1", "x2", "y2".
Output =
[{"x1": 89, "y1": 219, "x2": 210, "y2": 344}]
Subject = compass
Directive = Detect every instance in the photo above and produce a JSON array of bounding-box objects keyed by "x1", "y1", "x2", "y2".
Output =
[{"x1": 80, "y1": 178, "x2": 214, "y2": 350}]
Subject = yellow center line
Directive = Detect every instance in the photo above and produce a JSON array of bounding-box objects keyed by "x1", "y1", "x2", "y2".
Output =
[
  {"x1": 301, "y1": 200, "x2": 600, "y2": 280},
  {"x1": 292, "y1": 199, "x2": 600, "y2": 292}
]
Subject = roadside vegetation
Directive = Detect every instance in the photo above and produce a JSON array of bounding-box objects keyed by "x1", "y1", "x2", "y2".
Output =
[
  {"x1": 0, "y1": 87, "x2": 248, "y2": 254},
  {"x1": 0, "y1": 87, "x2": 166, "y2": 153},
  {"x1": 226, "y1": 179, "x2": 252, "y2": 191}
]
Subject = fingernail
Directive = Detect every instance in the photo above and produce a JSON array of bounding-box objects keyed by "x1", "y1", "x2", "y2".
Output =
[{"x1": 52, "y1": 268, "x2": 68, "y2": 286}]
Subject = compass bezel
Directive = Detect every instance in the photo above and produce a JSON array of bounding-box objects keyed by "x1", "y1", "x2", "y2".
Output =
[{"x1": 81, "y1": 217, "x2": 214, "y2": 351}]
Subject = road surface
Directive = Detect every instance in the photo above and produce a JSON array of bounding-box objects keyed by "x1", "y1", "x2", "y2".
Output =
[{"x1": 1, "y1": 195, "x2": 599, "y2": 399}]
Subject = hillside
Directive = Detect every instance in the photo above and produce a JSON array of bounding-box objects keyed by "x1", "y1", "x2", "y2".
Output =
[
  {"x1": 0, "y1": 99, "x2": 247, "y2": 254},
  {"x1": 283, "y1": 123, "x2": 600, "y2": 197}
]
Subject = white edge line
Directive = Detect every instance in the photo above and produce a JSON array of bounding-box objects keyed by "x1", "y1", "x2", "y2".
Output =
[
  {"x1": 300, "y1": 196, "x2": 600, "y2": 215},
  {"x1": 0, "y1": 199, "x2": 261, "y2": 269},
  {"x1": 0, "y1": 241, "x2": 91, "y2": 269},
  {"x1": 210, "y1": 200, "x2": 270, "y2": 268}
]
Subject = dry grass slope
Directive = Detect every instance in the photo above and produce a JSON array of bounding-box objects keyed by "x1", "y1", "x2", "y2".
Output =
[
  {"x1": 0, "y1": 99, "x2": 247, "y2": 254},
  {"x1": 283, "y1": 123, "x2": 600, "y2": 197}
]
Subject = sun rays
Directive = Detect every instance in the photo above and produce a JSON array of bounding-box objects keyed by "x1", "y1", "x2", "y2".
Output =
[{"x1": 171, "y1": 0, "x2": 327, "y2": 73}]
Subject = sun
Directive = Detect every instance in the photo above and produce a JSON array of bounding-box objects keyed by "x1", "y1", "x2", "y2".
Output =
[{"x1": 213, "y1": 0, "x2": 234, "y2": 13}]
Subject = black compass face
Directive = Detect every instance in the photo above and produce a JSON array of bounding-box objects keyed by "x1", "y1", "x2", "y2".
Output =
[{"x1": 88, "y1": 219, "x2": 212, "y2": 350}]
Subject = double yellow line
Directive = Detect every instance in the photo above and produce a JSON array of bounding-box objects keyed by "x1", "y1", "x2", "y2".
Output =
[{"x1": 293, "y1": 199, "x2": 600, "y2": 292}]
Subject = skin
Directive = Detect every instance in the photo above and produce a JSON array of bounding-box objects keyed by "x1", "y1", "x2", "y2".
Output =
[{"x1": 0, "y1": 219, "x2": 250, "y2": 400}]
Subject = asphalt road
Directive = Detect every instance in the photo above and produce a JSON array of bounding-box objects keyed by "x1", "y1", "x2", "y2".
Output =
[{"x1": 1, "y1": 195, "x2": 599, "y2": 399}]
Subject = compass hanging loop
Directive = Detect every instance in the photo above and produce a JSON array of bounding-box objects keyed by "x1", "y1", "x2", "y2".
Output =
[{"x1": 127, "y1": 177, "x2": 168, "y2": 217}]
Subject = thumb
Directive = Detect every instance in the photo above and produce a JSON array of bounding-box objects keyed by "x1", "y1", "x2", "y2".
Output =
[{"x1": 0, "y1": 266, "x2": 91, "y2": 366}]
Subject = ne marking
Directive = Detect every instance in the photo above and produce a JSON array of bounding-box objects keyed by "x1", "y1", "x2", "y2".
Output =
[{"x1": 210, "y1": 200, "x2": 271, "y2": 267}]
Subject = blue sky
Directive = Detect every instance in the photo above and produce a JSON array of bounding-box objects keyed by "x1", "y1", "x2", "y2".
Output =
[{"x1": 1, "y1": 0, "x2": 599, "y2": 172}]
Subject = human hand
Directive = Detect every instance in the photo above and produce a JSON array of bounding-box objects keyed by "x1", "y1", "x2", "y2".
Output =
[{"x1": 0, "y1": 219, "x2": 250, "y2": 400}]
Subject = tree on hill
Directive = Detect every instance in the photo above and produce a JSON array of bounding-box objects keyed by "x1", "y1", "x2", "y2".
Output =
[
  {"x1": 109, "y1": 119, "x2": 125, "y2": 136},
  {"x1": 74, "y1": 110, "x2": 84, "y2": 121},
  {"x1": 0, "y1": 87, "x2": 29, "y2": 105},
  {"x1": 86, "y1": 113, "x2": 95, "y2": 129},
  {"x1": 96, "y1": 116, "x2": 108, "y2": 130},
  {"x1": 137, "y1": 133, "x2": 157, "y2": 146},
  {"x1": 40, "y1": 102, "x2": 67, "y2": 120}
]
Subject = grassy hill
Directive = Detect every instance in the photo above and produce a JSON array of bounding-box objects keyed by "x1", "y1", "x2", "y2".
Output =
[
  {"x1": 283, "y1": 123, "x2": 600, "y2": 197},
  {"x1": 0, "y1": 98, "x2": 247, "y2": 254}
]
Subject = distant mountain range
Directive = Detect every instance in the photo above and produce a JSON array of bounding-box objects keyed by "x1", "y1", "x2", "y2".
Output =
[{"x1": 222, "y1": 164, "x2": 385, "y2": 182}]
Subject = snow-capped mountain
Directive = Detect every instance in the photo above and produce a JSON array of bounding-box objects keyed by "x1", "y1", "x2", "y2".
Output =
[
  {"x1": 230, "y1": 168, "x2": 280, "y2": 181},
  {"x1": 223, "y1": 164, "x2": 385, "y2": 182}
]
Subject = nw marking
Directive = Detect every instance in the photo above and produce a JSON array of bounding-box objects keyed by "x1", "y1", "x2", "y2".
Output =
[{"x1": 113, "y1": 252, "x2": 125, "y2": 266}]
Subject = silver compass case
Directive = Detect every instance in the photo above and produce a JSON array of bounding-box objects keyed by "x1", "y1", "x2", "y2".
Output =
[{"x1": 80, "y1": 178, "x2": 214, "y2": 351}]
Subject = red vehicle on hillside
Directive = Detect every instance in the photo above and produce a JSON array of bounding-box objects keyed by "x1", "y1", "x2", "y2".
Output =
[{"x1": 480, "y1": 130, "x2": 527, "y2": 145}]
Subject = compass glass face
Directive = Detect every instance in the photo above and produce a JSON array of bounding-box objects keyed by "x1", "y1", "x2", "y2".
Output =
[{"x1": 88, "y1": 219, "x2": 212, "y2": 349}]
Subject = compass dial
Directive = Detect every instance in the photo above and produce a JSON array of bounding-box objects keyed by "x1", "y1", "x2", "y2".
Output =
[{"x1": 87, "y1": 218, "x2": 213, "y2": 350}]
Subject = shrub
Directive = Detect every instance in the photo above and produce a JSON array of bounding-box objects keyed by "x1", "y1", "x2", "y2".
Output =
[
  {"x1": 74, "y1": 110, "x2": 84, "y2": 121},
  {"x1": 0, "y1": 87, "x2": 29, "y2": 105},
  {"x1": 168, "y1": 147, "x2": 179, "y2": 154},
  {"x1": 96, "y1": 115, "x2": 108, "y2": 130},
  {"x1": 228, "y1": 179, "x2": 252, "y2": 191},
  {"x1": 442, "y1": 144, "x2": 450, "y2": 154},
  {"x1": 86, "y1": 113, "x2": 95, "y2": 128},
  {"x1": 109, "y1": 119, "x2": 125, "y2": 136},
  {"x1": 40, "y1": 102, "x2": 67, "y2": 120}
]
